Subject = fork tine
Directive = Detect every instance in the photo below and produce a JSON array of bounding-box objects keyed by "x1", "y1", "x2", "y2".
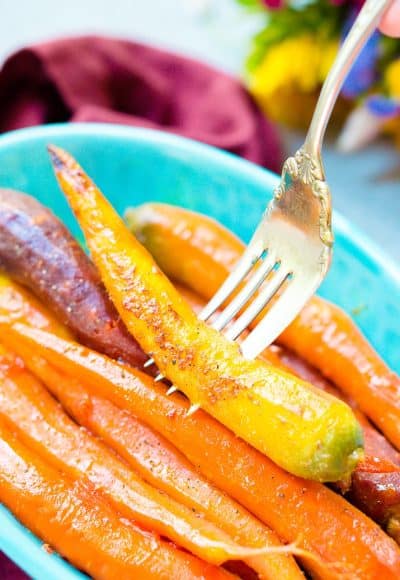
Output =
[
  {"x1": 212, "y1": 251, "x2": 277, "y2": 332},
  {"x1": 240, "y1": 277, "x2": 312, "y2": 359},
  {"x1": 144, "y1": 244, "x2": 263, "y2": 369},
  {"x1": 143, "y1": 358, "x2": 155, "y2": 368},
  {"x1": 224, "y1": 266, "x2": 290, "y2": 342},
  {"x1": 199, "y1": 245, "x2": 264, "y2": 322}
]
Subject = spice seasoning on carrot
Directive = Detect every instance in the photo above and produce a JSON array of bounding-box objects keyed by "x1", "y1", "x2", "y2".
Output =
[
  {"x1": 0, "y1": 348, "x2": 270, "y2": 568},
  {"x1": 178, "y1": 279, "x2": 400, "y2": 540},
  {"x1": 0, "y1": 281, "x2": 303, "y2": 578},
  {"x1": 4, "y1": 323, "x2": 400, "y2": 579},
  {"x1": 49, "y1": 145, "x2": 363, "y2": 483},
  {"x1": 128, "y1": 202, "x2": 400, "y2": 451},
  {"x1": 0, "y1": 189, "x2": 146, "y2": 368},
  {"x1": 25, "y1": 356, "x2": 303, "y2": 580},
  {"x1": 0, "y1": 417, "x2": 230, "y2": 580}
]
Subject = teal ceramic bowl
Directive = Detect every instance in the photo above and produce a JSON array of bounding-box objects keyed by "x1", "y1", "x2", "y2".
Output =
[{"x1": 0, "y1": 123, "x2": 399, "y2": 579}]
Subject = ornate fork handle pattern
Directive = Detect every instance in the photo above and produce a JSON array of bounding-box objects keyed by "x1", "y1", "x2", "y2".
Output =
[
  {"x1": 273, "y1": 0, "x2": 392, "y2": 249},
  {"x1": 274, "y1": 149, "x2": 333, "y2": 246}
]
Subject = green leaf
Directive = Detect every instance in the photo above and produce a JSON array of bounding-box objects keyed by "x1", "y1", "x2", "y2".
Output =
[
  {"x1": 236, "y1": 0, "x2": 265, "y2": 10},
  {"x1": 244, "y1": 0, "x2": 344, "y2": 72}
]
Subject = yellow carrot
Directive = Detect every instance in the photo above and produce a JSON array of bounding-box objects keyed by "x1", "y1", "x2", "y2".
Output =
[
  {"x1": 128, "y1": 202, "x2": 400, "y2": 451},
  {"x1": 49, "y1": 145, "x2": 363, "y2": 482}
]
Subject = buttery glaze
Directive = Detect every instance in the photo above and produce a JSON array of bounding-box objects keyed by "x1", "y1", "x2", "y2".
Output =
[
  {"x1": 50, "y1": 146, "x2": 363, "y2": 482},
  {"x1": 0, "y1": 417, "x2": 228, "y2": 580},
  {"x1": 0, "y1": 189, "x2": 146, "y2": 367},
  {"x1": 129, "y1": 202, "x2": 400, "y2": 458},
  {"x1": 4, "y1": 322, "x2": 400, "y2": 580},
  {"x1": 177, "y1": 281, "x2": 400, "y2": 538},
  {"x1": 0, "y1": 275, "x2": 302, "y2": 579}
]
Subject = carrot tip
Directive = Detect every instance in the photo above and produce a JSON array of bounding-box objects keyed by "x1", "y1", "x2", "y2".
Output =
[{"x1": 47, "y1": 145, "x2": 65, "y2": 170}]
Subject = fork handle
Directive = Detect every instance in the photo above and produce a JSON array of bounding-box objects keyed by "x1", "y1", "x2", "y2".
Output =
[{"x1": 304, "y1": 0, "x2": 393, "y2": 159}]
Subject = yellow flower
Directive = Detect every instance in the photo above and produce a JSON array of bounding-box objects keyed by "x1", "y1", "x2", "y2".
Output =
[
  {"x1": 249, "y1": 35, "x2": 339, "y2": 125},
  {"x1": 250, "y1": 35, "x2": 338, "y2": 97},
  {"x1": 385, "y1": 58, "x2": 400, "y2": 99}
]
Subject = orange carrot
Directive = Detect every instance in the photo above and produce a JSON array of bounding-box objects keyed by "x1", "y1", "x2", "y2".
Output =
[
  {"x1": 279, "y1": 299, "x2": 400, "y2": 450},
  {"x1": 0, "y1": 348, "x2": 267, "y2": 568},
  {"x1": 129, "y1": 203, "x2": 400, "y2": 450},
  {"x1": 0, "y1": 276, "x2": 303, "y2": 578},
  {"x1": 177, "y1": 282, "x2": 400, "y2": 536},
  {"x1": 49, "y1": 146, "x2": 363, "y2": 483},
  {"x1": 27, "y1": 358, "x2": 301, "y2": 580},
  {"x1": 0, "y1": 417, "x2": 229, "y2": 580},
  {"x1": 125, "y1": 202, "x2": 243, "y2": 301},
  {"x1": 0, "y1": 274, "x2": 69, "y2": 336},
  {"x1": 4, "y1": 322, "x2": 400, "y2": 579}
]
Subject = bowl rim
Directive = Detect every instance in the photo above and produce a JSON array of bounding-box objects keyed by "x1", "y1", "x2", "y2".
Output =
[
  {"x1": 0, "y1": 122, "x2": 399, "y2": 579},
  {"x1": 1, "y1": 122, "x2": 399, "y2": 286}
]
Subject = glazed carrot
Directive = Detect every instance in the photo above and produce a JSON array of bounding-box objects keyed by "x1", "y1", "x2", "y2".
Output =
[
  {"x1": 0, "y1": 349, "x2": 266, "y2": 567},
  {"x1": 4, "y1": 324, "x2": 400, "y2": 579},
  {"x1": 155, "y1": 281, "x2": 400, "y2": 526},
  {"x1": 176, "y1": 282, "x2": 290, "y2": 368},
  {"x1": 125, "y1": 203, "x2": 244, "y2": 301},
  {"x1": 180, "y1": 281, "x2": 400, "y2": 465},
  {"x1": 129, "y1": 202, "x2": 400, "y2": 450},
  {"x1": 272, "y1": 346, "x2": 400, "y2": 463},
  {"x1": 271, "y1": 345, "x2": 400, "y2": 535},
  {"x1": 50, "y1": 146, "x2": 363, "y2": 482},
  {"x1": 0, "y1": 283, "x2": 303, "y2": 578},
  {"x1": 0, "y1": 279, "x2": 303, "y2": 579},
  {"x1": 0, "y1": 273, "x2": 69, "y2": 336},
  {"x1": 178, "y1": 281, "x2": 400, "y2": 537},
  {"x1": 0, "y1": 418, "x2": 230, "y2": 580},
  {"x1": 0, "y1": 189, "x2": 147, "y2": 368},
  {"x1": 279, "y1": 299, "x2": 400, "y2": 450},
  {"x1": 30, "y1": 363, "x2": 301, "y2": 579}
]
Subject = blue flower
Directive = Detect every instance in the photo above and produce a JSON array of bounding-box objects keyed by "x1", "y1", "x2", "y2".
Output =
[
  {"x1": 366, "y1": 95, "x2": 400, "y2": 119},
  {"x1": 341, "y1": 11, "x2": 380, "y2": 99}
]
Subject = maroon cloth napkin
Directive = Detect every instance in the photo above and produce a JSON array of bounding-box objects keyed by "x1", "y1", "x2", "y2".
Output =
[
  {"x1": 0, "y1": 36, "x2": 282, "y2": 578},
  {"x1": 0, "y1": 552, "x2": 28, "y2": 579},
  {"x1": 0, "y1": 36, "x2": 282, "y2": 172}
]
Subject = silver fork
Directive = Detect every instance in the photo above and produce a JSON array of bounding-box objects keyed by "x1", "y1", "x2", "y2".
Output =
[{"x1": 146, "y1": 0, "x2": 392, "y2": 389}]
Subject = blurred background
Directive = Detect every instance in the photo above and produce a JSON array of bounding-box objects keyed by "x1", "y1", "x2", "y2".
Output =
[{"x1": 0, "y1": 0, "x2": 399, "y2": 261}]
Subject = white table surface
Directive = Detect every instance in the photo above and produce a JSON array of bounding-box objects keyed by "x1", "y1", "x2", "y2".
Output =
[{"x1": 1, "y1": 0, "x2": 399, "y2": 262}]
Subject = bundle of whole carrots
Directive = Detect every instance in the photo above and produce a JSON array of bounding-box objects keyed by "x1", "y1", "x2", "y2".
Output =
[{"x1": 0, "y1": 148, "x2": 399, "y2": 578}]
